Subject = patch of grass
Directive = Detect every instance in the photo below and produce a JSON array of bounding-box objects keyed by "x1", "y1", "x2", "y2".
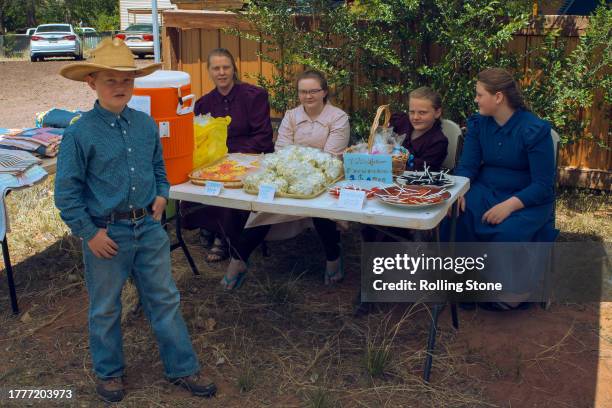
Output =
[
  {"x1": 0, "y1": 55, "x2": 28, "y2": 61},
  {"x1": 556, "y1": 187, "x2": 611, "y2": 241},
  {"x1": 304, "y1": 387, "x2": 335, "y2": 408},
  {"x1": 257, "y1": 272, "x2": 302, "y2": 306},
  {"x1": 237, "y1": 362, "x2": 256, "y2": 393},
  {"x1": 3, "y1": 177, "x2": 71, "y2": 267},
  {"x1": 362, "y1": 309, "x2": 415, "y2": 379},
  {"x1": 364, "y1": 342, "x2": 392, "y2": 378}
]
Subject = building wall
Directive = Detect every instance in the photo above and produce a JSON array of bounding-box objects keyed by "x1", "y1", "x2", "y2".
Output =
[{"x1": 120, "y1": 0, "x2": 176, "y2": 29}]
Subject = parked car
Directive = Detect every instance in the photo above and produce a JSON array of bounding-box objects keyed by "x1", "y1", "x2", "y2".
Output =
[
  {"x1": 76, "y1": 27, "x2": 97, "y2": 35},
  {"x1": 115, "y1": 23, "x2": 159, "y2": 58},
  {"x1": 30, "y1": 24, "x2": 83, "y2": 62}
]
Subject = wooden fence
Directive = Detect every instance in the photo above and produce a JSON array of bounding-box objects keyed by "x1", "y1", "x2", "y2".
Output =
[{"x1": 162, "y1": 10, "x2": 610, "y2": 189}]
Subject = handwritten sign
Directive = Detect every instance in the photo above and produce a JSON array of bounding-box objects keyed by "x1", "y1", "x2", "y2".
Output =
[
  {"x1": 203, "y1": 181, "x2": 223, "y2": 196},
  {"x1": 338, "y1": 188, "x2": 366, "y2": 210},
  {"x1": 257, "y1": 184, "x2": 276, "y2": 202},
  {"x1": 343, "y1": 153, "x2": 393, "y2": 183}
]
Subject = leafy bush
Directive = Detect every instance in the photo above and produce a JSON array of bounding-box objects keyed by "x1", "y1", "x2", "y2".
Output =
[
  {"x1": 524, "y1": 3, "x2": 611, "y2": 145},
  {"x1": 0, "y1": 34, "x2": 28, "y2": 58},
  {"x1": 236, "y1": 0, "x2": 610, "y2": 145},
  {"x1": 93, "y1": 13, "x2": 119, "y2": 32}
]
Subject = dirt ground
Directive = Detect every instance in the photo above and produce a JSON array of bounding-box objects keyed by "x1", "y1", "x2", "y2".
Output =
[
  {"x1": 0, "y1": 60, "x2": 611, "y2": 407},
  {"x1": 0, "y1": 58, "x2": 151, "y2": 128}
]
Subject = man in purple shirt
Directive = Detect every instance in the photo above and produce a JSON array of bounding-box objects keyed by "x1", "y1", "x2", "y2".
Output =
[{"x1": 184, "y1": 48, "x2": 274, "y2": 263}]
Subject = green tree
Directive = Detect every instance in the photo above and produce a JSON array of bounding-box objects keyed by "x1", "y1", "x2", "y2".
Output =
[
  {"x1": 0, "y1": 0, "x2": 119, "y2": 32},
  {"x1": 237, "y1": 0, "x2": 533, "y2": 139},
  {"x1": 236, "y1": 0, "x2": 609, "y2": 145},
  {"x1": 233, "y1": 0, "x2": 358, "y2": 113},
  {"x1": 524, "y1": 2, "x2": 611, "y2": 145},
  {"x1": 0, "y1": 0, "x2": 7, "y2": 33}
]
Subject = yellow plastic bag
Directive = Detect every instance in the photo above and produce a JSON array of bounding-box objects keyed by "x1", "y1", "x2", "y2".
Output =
[{"x1": 193, "y1": 115, "x2": 231, "y2": 169}]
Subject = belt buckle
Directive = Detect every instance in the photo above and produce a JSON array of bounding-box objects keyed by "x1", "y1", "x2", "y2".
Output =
[{"x1": 132, "y1": 208, "x2": 146, "y2": 221}]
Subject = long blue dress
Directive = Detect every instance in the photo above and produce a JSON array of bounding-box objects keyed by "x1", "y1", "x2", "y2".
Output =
[{"x1": 452, "y1": 110, "x2": 556, "y2": 242}]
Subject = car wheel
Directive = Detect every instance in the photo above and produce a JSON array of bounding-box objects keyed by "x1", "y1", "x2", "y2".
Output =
[
  {"x1": 30, "y1": 55, "x2": 37, "y2": 62},
  {"x1": 75, "y1": 53, "x2": 84, "y2": 61},
  {"x1": 137, "y1": 54, "x2": 146, "y2": 59}
]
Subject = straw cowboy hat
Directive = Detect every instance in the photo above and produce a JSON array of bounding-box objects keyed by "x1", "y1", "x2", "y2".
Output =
[{"x1": 60, "y1": 37, "x2": 162, "y2": 81}]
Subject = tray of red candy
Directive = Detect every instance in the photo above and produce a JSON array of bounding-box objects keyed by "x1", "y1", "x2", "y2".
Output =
[
  {"x1": 373, "y1": 185, "x2": 451, "y2": 208},
  {"x1": 328, "y1": 181, "x2": 389, "y2": 200}
]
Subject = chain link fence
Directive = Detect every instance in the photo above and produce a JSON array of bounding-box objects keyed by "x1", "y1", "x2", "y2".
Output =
[{"x1": 0, "y1": 34, "x2": 30, "y2": 58}]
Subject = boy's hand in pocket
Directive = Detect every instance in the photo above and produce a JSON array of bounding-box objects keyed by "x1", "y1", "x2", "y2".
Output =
[
  {"x1": 151, "y1": 196, "x2": 167, "y2": 221},
  {"x1": 88, "y1": 229, "x2": 118, "y2": 259}
]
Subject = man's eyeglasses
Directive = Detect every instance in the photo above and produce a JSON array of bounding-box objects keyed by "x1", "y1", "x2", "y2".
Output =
[{"x1": 298, "y1": 89, "x2": 323, "y2": 96}]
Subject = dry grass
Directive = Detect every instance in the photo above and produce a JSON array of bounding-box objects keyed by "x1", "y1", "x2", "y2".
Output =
[
  {"x1": 0, "y1": 55, "x2": 28, "y2": 62},
  {"x1": 556, "y1": 187, "x2": 611, "y2": 241},
  {"x1": 0, "y1": 177, "x2": 610, "y2": 406}
]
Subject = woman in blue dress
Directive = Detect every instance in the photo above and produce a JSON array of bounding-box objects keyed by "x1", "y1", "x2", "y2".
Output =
[
  {"x1": 450, "y1": 68, "x2": 557, "y2": 310},
  {"x1": 453, "y1": 68, "x2": 556, "y2": 242}
]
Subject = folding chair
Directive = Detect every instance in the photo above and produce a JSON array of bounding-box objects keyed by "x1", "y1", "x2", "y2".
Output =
[
  {"x1": 537, "y1": 129, "x2": 561, "y2": 309},
  {"x1": 440, "y1": 119, "x2": 463, "y2": 171}
]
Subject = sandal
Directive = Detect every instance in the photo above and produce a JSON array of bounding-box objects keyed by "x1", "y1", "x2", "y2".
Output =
[
  {"x1": 478, "y1": 302, "x2": 531, "y2": 312},
  {"x1": 220, "y1": 271, "x2": 246, "y2": 291},
  {"x1": 220, "y1": 259, "x2": 247, "y2": 291},
  {"x1": 205, "y1": 238, "x2": 229, "y2": 263}
]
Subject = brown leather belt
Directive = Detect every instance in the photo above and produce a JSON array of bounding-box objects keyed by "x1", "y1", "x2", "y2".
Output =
[{"x1": 108, "y1": 206, "x2": 151, "y2": 223}]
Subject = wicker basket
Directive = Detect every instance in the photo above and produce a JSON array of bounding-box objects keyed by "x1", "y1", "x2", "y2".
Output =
[{"x1": 344, "y1": 105, "x2": 408, "y2": 176}]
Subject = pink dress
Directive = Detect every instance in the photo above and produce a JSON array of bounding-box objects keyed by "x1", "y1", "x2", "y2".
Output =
[
  {"x1": 246, "y1": 103, "x2": 351, "y2": 235},
  {"x1": 275, "y1": 103, "x2": 350, "y2": 155}
]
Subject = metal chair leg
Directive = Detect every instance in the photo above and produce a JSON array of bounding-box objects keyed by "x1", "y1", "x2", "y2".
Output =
[
  {"x1": 423, "y1": 303, "x2": 443, "y2": 382},
  {"x1": 450, "y1": 303, "x2": 459, "y2": 329},
  {"x1": 2, "y1": 238, "x2": 19, "y2": 315}
]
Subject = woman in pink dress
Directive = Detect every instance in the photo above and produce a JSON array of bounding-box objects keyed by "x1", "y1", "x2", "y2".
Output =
[{"x1": 221, "y1": 70, "x2": 351, "y2": 290}]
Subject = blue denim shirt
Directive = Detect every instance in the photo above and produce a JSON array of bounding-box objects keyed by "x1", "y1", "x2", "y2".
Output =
[{"x1": 55, "y1": 101, "x2": 170, "y2": 241}]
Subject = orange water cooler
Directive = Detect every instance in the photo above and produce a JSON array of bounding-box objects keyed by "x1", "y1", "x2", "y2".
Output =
[{"x1": 131, "y1": 70, "x2": 195, "y2": 185}]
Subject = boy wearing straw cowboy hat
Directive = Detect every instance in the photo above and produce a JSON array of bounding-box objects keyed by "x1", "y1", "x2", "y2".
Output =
[{"x1": 55, "y1": 38, "x2": 217, "y2": 403}]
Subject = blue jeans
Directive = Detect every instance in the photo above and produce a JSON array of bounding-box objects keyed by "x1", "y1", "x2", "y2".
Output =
[{"x1": 82, "y1": 215, "x2": 199, "y2": 380}]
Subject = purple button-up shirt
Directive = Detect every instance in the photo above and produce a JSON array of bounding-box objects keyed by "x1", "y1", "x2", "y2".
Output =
[
  {"x1": 194, "y1": 82, "x2": 274, "y2": 154},
  {"x1": 390, "y1": 112, "x2": 448, "y2": 171}
]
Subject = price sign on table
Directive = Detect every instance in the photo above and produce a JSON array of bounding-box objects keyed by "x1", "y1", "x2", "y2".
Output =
[
  {"x1": 203, "y1": 181, "x2": 223, "y2": 196},
  {"x1": 338, "y1": 188, "x2": 366, "y2": 210},
  {"x1": 343, "y1": 153, "x2": 393, "y2": 183},
  {"x1": 257, "y1": 184, "x2": 276, "y2": 202}
]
